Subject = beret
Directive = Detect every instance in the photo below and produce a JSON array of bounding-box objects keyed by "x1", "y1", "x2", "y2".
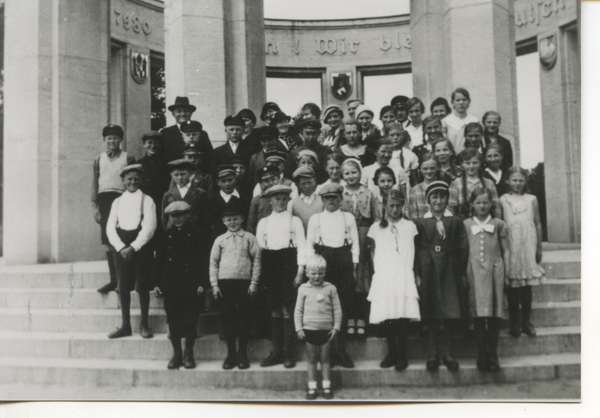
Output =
[
  {"x1": 221, "y1": 199, "x2": 243, "y2": 217},
  {"x1": 257, "y1": 125, "x2": 279, "y2": 141},
  {"x1": 164, "y1": 201, "x2": 191, "y2": 215},
  {"x1": 215, "y1": 164, "x2": 236, "y2": 179},
  {"x1": 103, "y1": 124, "x2": 124, "y2": 138},
  {"x1": 425, "y1": 180, "x2": 450, "y2": 202},
  {"x1": 297, "y1": 119, "x2": 322, "y2": 131},
  {"x1": 258, "y1": 165, "x2": 280, "y2": 180},
  {"x1": 167, "y1": 159, "x2": 195, "y2": 171},
  {"x1": 141, "y1": 131, "x2": 163, "y2": 142},
  {"x1": 355, "y1": 105, "x2": 374, "y2": 119},
  {"x1": 228, "y1": 155, "x2": 247, "y2": 166},
  {"x1": 120, "y1": 164, "x2": 143, "y2": 178},
  {"x1": 323, "y1": 104, "x2": 344, "y2": 123},
  {"x1": 168, "y1": 96, "x2": 196, "y2": 112},
  {"x1": 237, "y1": 108, "x2": 257, "y2": 125},
  {"x1": 224, "y1": 115, "x2": 245, "y2": 127},
  {"x1": 271, "y1": 111, "x2": 291, "y2": 124},
  {"x1": 292, "y1": 166, "x2": 316, "y2": 179},
  {"x1": 318, "y1": 182, "x2": 344, "y2": 197},
  {"x1": 260, "y1": 102, "x2": 282, "y2": 121},
  {"x1": 180, "y1": 120, "x2": 203, "y2": 133},
  {"x1": 297, "y1": 149, "x2": 319, "y2": 162},
  {"x1": 391, "y1": 95, "x2": 409, "y2": 107},
  {"x1": 264, "y1": 184, "x2": 292, "y2": 197},
  {"x1": 264, "y1": 150, "x2": 287, "y2": 164},
  {"x1": 182, "y1": 142, "x2": 203, "y2": 155}
]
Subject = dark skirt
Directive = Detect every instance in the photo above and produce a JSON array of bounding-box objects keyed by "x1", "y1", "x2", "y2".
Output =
[
  {"x1": 313, "y1": 244, "x2": 354, "y2": 317},
  {"x1": 98, "y1": 192, "x2": 121, "y2": 246},
  {"x1": 261, "y1": 247, "x2": 298, "y2": 311},
  {"x1": 304, "y1": 329, "x2": 331, "y2": 346}
]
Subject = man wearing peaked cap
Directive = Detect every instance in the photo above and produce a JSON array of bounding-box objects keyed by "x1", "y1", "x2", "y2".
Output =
[
  {"x1": 285, "y1": 118, "x2": 332, "y2": 185},
  {"x1": 103, "y1": 124, "x2": 124, "y2": 138},
  {"x1": 160, "y1": 96, "x2": 213, "y2": 163},
  {"x1": 391, "y1": 95, "x2": 410, "y2": 125},
  {"x1": 178, "y1": 142, "x2": 214, "y2": 194},
  {"x1": 210, "y1": 115, "x2": 254, "y2": 174},
  {"x1": 237, "y1": 108, "x2": 261, "y2": 153}
]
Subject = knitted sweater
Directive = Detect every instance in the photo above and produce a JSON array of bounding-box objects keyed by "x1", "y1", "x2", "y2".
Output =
[
  {"x1": 209, "y1": 229, "x2": 261, "y2": 286},
  {"x1": 294, "y1": 282, "x2": 342, "y2": 332}
]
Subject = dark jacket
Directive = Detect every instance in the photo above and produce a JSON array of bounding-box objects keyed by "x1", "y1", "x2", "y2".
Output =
[
  {"x1": 207, "y1": 189, "x2": 251, "y2": 240},
  {"x1": 484, "y1": 134, "x2": 514, "y2": 172},
  {"x1": 160, "y1": 124, "x2": 214, "y2": 164},
  {"x1": 161, "y1": 184, "x2": 211, "y2": 234},
  {"x1": 210, "y1": 140, "x2": 255, "y2": 175},
  {"x1": 138, "y1": 153, "x2": 171, "y2": 205}
]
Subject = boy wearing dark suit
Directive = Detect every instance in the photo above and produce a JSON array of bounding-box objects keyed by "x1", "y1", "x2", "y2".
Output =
[{"x1": 211, "y1": 115, "x2": 255, "y2": 174}]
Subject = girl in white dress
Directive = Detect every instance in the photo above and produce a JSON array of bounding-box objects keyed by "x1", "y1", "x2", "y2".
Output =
[{"x1": 367, "y1": 189, "x2": 420, "y2": 371}]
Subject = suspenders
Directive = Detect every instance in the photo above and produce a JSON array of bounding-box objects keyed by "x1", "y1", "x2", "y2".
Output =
[
  {"x1": 116, "y1": 193, "x2": 145, "y2": 230},
  {"x1": 263, "y1": 213, "x2": 296, "y2": 250},
  {"x1": 316, "y1": 212, "x2": 351, "y2": 246}
]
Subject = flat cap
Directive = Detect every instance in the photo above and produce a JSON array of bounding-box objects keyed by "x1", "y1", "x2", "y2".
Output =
[
  {"x1": 120, "y1": 164, "x2": 143, "y2": 178},
  {"x1": 182, "y1": 142, "x2": 203, "y2": 155},
  {"x1": 258, "y1": 165, "x2": 280, "y2": 180},
  {"x1": 164, "y1": 201, "x2": 191, "y2": 215},
  {"x1": 180, "y1": 120, "x2": 203, "y2": 133},
  {"x1": 221, "y1": 199, "x2": 243, "y2": 217},
  {"x1": 237, "y1": 108, "x2": 257, "y2": 125},
  {"x1": 167, "y1": 159, "x2": 195, "y2": 171},
  {"x1": 103, "y1": 124, "x2": 124, "y2": 138},
  {"x1": 264, "y1": 184, "x2": 292, "y2": 197},
  {"x1": 215, "y1": 164, "x2": 236, "y2": 179},
  {"x1": 224, "y1": 115, "x2": 245, "y2": 127},
  {"x1": 318, "y1": 182, "x2": 344, "y2": 197},
  {"x1": 265, "y1": 150, "x2": 287, "y2": 164},
  {"x1": 141, "y1": 131, "x2": 163, "y2": 142},
  {"x1": 297, "y1": 119, "x2": 322, "y2": 131},
  {"x1": 292, "y1": 166, "x2": 316, "y2": 180},
  {"x1": 228, "y1": 155, "x2": 247, "y2": 166}
]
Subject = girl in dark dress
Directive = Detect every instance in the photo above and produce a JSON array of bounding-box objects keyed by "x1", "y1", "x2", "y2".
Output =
[{"x1": 482, "y1": 142, "x2": 509, "y2": 198}]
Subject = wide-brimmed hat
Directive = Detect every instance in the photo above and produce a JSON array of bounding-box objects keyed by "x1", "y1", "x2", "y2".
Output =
[
  {"x1": 271, "y1": 111, "x2": 291, "y2": 124},
  {"x1": 168, "y1": 96, "x2": 197, "y2": 112},
  {"x1": 323, "y1": 105, "x2": 344, "y2": 124},
  {"x1": 260, "y1": 102, "x2": 282, "y2": 121}
]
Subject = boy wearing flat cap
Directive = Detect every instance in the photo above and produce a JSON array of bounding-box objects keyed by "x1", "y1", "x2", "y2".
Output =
[
  {"x1": 179, "y1": 120, "x2": 213, "y2": 171},
  {"x1": 252, "y1": 150, "x2": 297, "y2": 198},
  {"x1": 210, "y1": 200, "x2": 261, "y2": 370},
  {"x1": 286, "y1": 120, "x2": 332, "y2": 185},
  {"x1": 181, "y1": 142, "x2": 214, "y2": 193},
  {"x1": 211, "y1": 115, "x2": 255, "y2": 174},
  {"x1": 161, "y1": 159, "x2": 210, "y2": 236},
  {"x1": 160, "y1": 96, "x2": 213, "y2": 162},
  {"x1": 106, "y1": 164, "x2": 157, "y2": 339},
  {"x1": 155, "y1": 201, "x2": 209, "y2": 370},
  {"x1": 207, "y1": 164, "x2": 251, "y2": 241},
  {"x1": 256, "y1": 185, "x2": 306, "y2": 369},
  {"x1": 92, "y1": 125, "x2": 136, "y2": 294},
  {"x1": 247, "y1": 165, "x2": 279, "y2": 235},
  {"x1": 305, "y1": 182, "x2": 359, "y2": 368},
  {"x1": 289, "y1": 166, "x2": 324, "y2": 233},
  {"x1": 248, "y1": 126, "x2": 286, "y2": 187}
]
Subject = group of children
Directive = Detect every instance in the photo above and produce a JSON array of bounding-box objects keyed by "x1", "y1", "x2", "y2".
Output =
[{"x1": 91, "y1": 89, "x2": 544, "y2": 400}]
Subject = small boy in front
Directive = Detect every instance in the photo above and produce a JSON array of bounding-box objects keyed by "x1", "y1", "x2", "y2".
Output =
[
  {"x1": 154, "y1": 201, "x2": 208, "y2": 370},
  {"x1": 210, "y1": 200, "x2": 261, "y2": 370},
  {"x1": 295, "y1": 255, "x2": 341, "y2": 400}
]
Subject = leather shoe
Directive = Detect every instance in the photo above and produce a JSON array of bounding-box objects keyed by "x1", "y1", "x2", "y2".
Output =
[
  {"x1": 283, "y1": 356, "x2": 296, "y2": 369},
  {"x1": 509, "y1": 326, "x2": 521, "y2": 338},
  {"x1": 380, "y1": 354, "x2": 396, "y2": 368},
  {"x1": 140, "y1": 326, "x2": 154, "y2": 339},
  {"x1": 260, "y1": 352, "x2": 283, "y2": 367},
  {"x1": 183, "y1": 348, "x2": 196, "y2": 369},
  {"x1": 426, "y1": 354, "x2": 439, "y2": 371},
  {"x1": 305, "y1": 388, "x2": 318, "y2": 400},
  {"x1": 237, "y1": 351, "x2": 250, "y2": 370},
  {"x1": 97, "y1": 282, "x2": 117, "y2": 294},
  {"x1": 442, "y1": 355, "x2": 459, "y2": 371},
  {"x1": 476, "y1": 357, "x2": 488, "y2": 372},
  {"x1": 336, "y1": 352, "x2": 354, "y2": 368},
  {"x1": 395, "y1": 356, "x2": 408, "y2": 371},
  {"x1": 168, "y1": 352, "x2": 183, "y2": 370},
  {"x1": 322, "y1": 388, "x2": 333, "y2": 400},
  {"x1": 522, "y1": 323, "x2": 537, "y2": 337},
  {"x1": 487, "y1": 358, "x2": 500, "y2": 372},
  {"x1": 108, "y1": 326, "x2": 132, "y2": 339},
  {"x1": 222, "y1": 354, "x2": 237, "y2": 370}
]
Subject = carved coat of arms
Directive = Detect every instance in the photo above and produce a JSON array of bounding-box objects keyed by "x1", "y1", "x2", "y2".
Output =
[
  {"x1": 331, "y1": 72, "x2": 352, "y2": 100},
  {"x1": 131, "y1": 51, "x2": 149, "y2": 84},
  {"x1": 539, "y1": 34, "x2": 557, "y2": 70}
]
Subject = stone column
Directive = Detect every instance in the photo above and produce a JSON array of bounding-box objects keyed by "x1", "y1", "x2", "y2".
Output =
[
  {"x1": 410, "y1": 0, "x2": 520, "y2": 161},
  {"x1": 539, "y1": 26, "x2": 580, "y2": 243},
  {"x1": 164, "y1": 0, "x2": 266, "y2": 146},
  {"x1": 4, "y1": 0, "x2": 109, "y2": 264}
]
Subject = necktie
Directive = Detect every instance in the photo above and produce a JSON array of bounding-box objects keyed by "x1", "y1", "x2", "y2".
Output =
[
  {"x1": 436, "y1": 219, "x2": 446, "y2": 240},
  {"x1": 390, "y1": 224, "x2": 399, "y2": 252}
]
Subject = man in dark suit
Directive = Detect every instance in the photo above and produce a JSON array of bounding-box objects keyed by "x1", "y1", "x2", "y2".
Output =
[
  {"x1": 210, "y1": 115, "x2": 254, "y2": 174},
  {"x1": 237, "y1": 108, "x2": 260, "y2": 154},
  {"x1": 160, "y1": 96, "x2": 213, "y2": 162}
]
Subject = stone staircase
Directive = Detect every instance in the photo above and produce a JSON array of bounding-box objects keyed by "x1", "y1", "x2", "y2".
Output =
[{"x1": 0, "y1": 249, "x2": 581, "y2": 395}]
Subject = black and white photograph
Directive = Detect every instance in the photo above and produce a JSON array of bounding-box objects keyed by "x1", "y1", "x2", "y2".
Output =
[{"x1": 0, "y1": 0, "x2": 586, "y2": 408}]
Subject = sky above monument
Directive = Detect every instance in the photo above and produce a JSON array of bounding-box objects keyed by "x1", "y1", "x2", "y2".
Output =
[{"x1": 264, "y1": 0, "x2": 409, "y2": 20}]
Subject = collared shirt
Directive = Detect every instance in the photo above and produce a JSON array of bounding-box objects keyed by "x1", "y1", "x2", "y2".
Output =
[
  {"x1": 405, "y1": 123, "x2": 423, "y2": 149},
  {"x1": 423, "y1": 209, "x2": 454, "y2": 219},
  {"x1": 287, "y1": 191, "x2": 319, "y2": 214},
  {"x1": 106, "y1": 189, "x2": 157, "y2": 252},
  {"x1": 177, "y1": 183, "x2": 190, "y2": 199},
  {"x1": 229, "y1": 141, "x2": 239, "y2": 154},
  {"x1": 209, "y1": 229, "x2": 261, "y2": 286},
  {"x1": 442, "y1": 113, "x2": 479, "y2": 154},
  {"x1": 306, "y1": 209, "x2": 360, "y2": 263},
  {"x1": 220, "y1": 189, "x2": 240, "y2": 203},
  {"x1": 392, "y1": 147, "x2": 419, "y2": 171},
  {"x1": 485, "y1": 167, "x2": 503, "y2": 184},
  {"x1": 106, "y1": 149, "x2": 123, "y2": 159},
  {"x1": 256, "y1": 211, "x2": 306, "y2": 265}
]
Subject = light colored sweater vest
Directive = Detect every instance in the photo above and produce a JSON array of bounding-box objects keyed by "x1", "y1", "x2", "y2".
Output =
[
  {"x1": 98, "y1": 151, "x2": 128, "y2": 194},
  {"x1": 291, "y1": 195, "x2": 324, "y2": 232}
]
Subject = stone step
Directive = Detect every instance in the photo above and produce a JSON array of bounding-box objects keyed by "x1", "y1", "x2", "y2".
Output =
[
  {"x1": 0, "y1": 326, "x2": 580, "y2": 361},
  {"x1": 0, "y1": 279, "x2": 580, "y2": 309},
  {"x1": 0, "y1": 300, "x2": 579, "y2": 334},
  {"x1": 0, "y1": 353, "x2": 580, "y2": 390}
]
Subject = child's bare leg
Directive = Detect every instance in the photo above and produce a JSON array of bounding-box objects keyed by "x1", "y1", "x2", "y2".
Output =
[{"x1": 320, "y1": 341, "x2": 331, "y2": 382}]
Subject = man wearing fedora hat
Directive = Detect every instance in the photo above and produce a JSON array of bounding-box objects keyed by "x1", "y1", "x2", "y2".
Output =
[{"x1": 160, "y1": 96, "x2": 213, "y2": 162}]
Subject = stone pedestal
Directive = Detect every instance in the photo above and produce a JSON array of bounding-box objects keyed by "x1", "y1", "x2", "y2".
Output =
[
  {"x1": 410, "y1": 0, "x2": 520, "y2": 162},
  {"x1": 4, "y1": 0, "x2": 109, "y2": 264},
  {"x1": 164, "y1": 0, "x2": 266, "y2": 145}
]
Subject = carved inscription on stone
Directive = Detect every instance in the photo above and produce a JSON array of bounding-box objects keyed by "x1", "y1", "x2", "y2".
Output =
[
  {"x1": 114, "y1": 7, "x2": 152, "y2": 35},
  {"x1": 265, "y1": 33, "x2": 411, "y2": 55},
  {"x1": 515, "y1": 0, "x2": 566, "y2": 27}
]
